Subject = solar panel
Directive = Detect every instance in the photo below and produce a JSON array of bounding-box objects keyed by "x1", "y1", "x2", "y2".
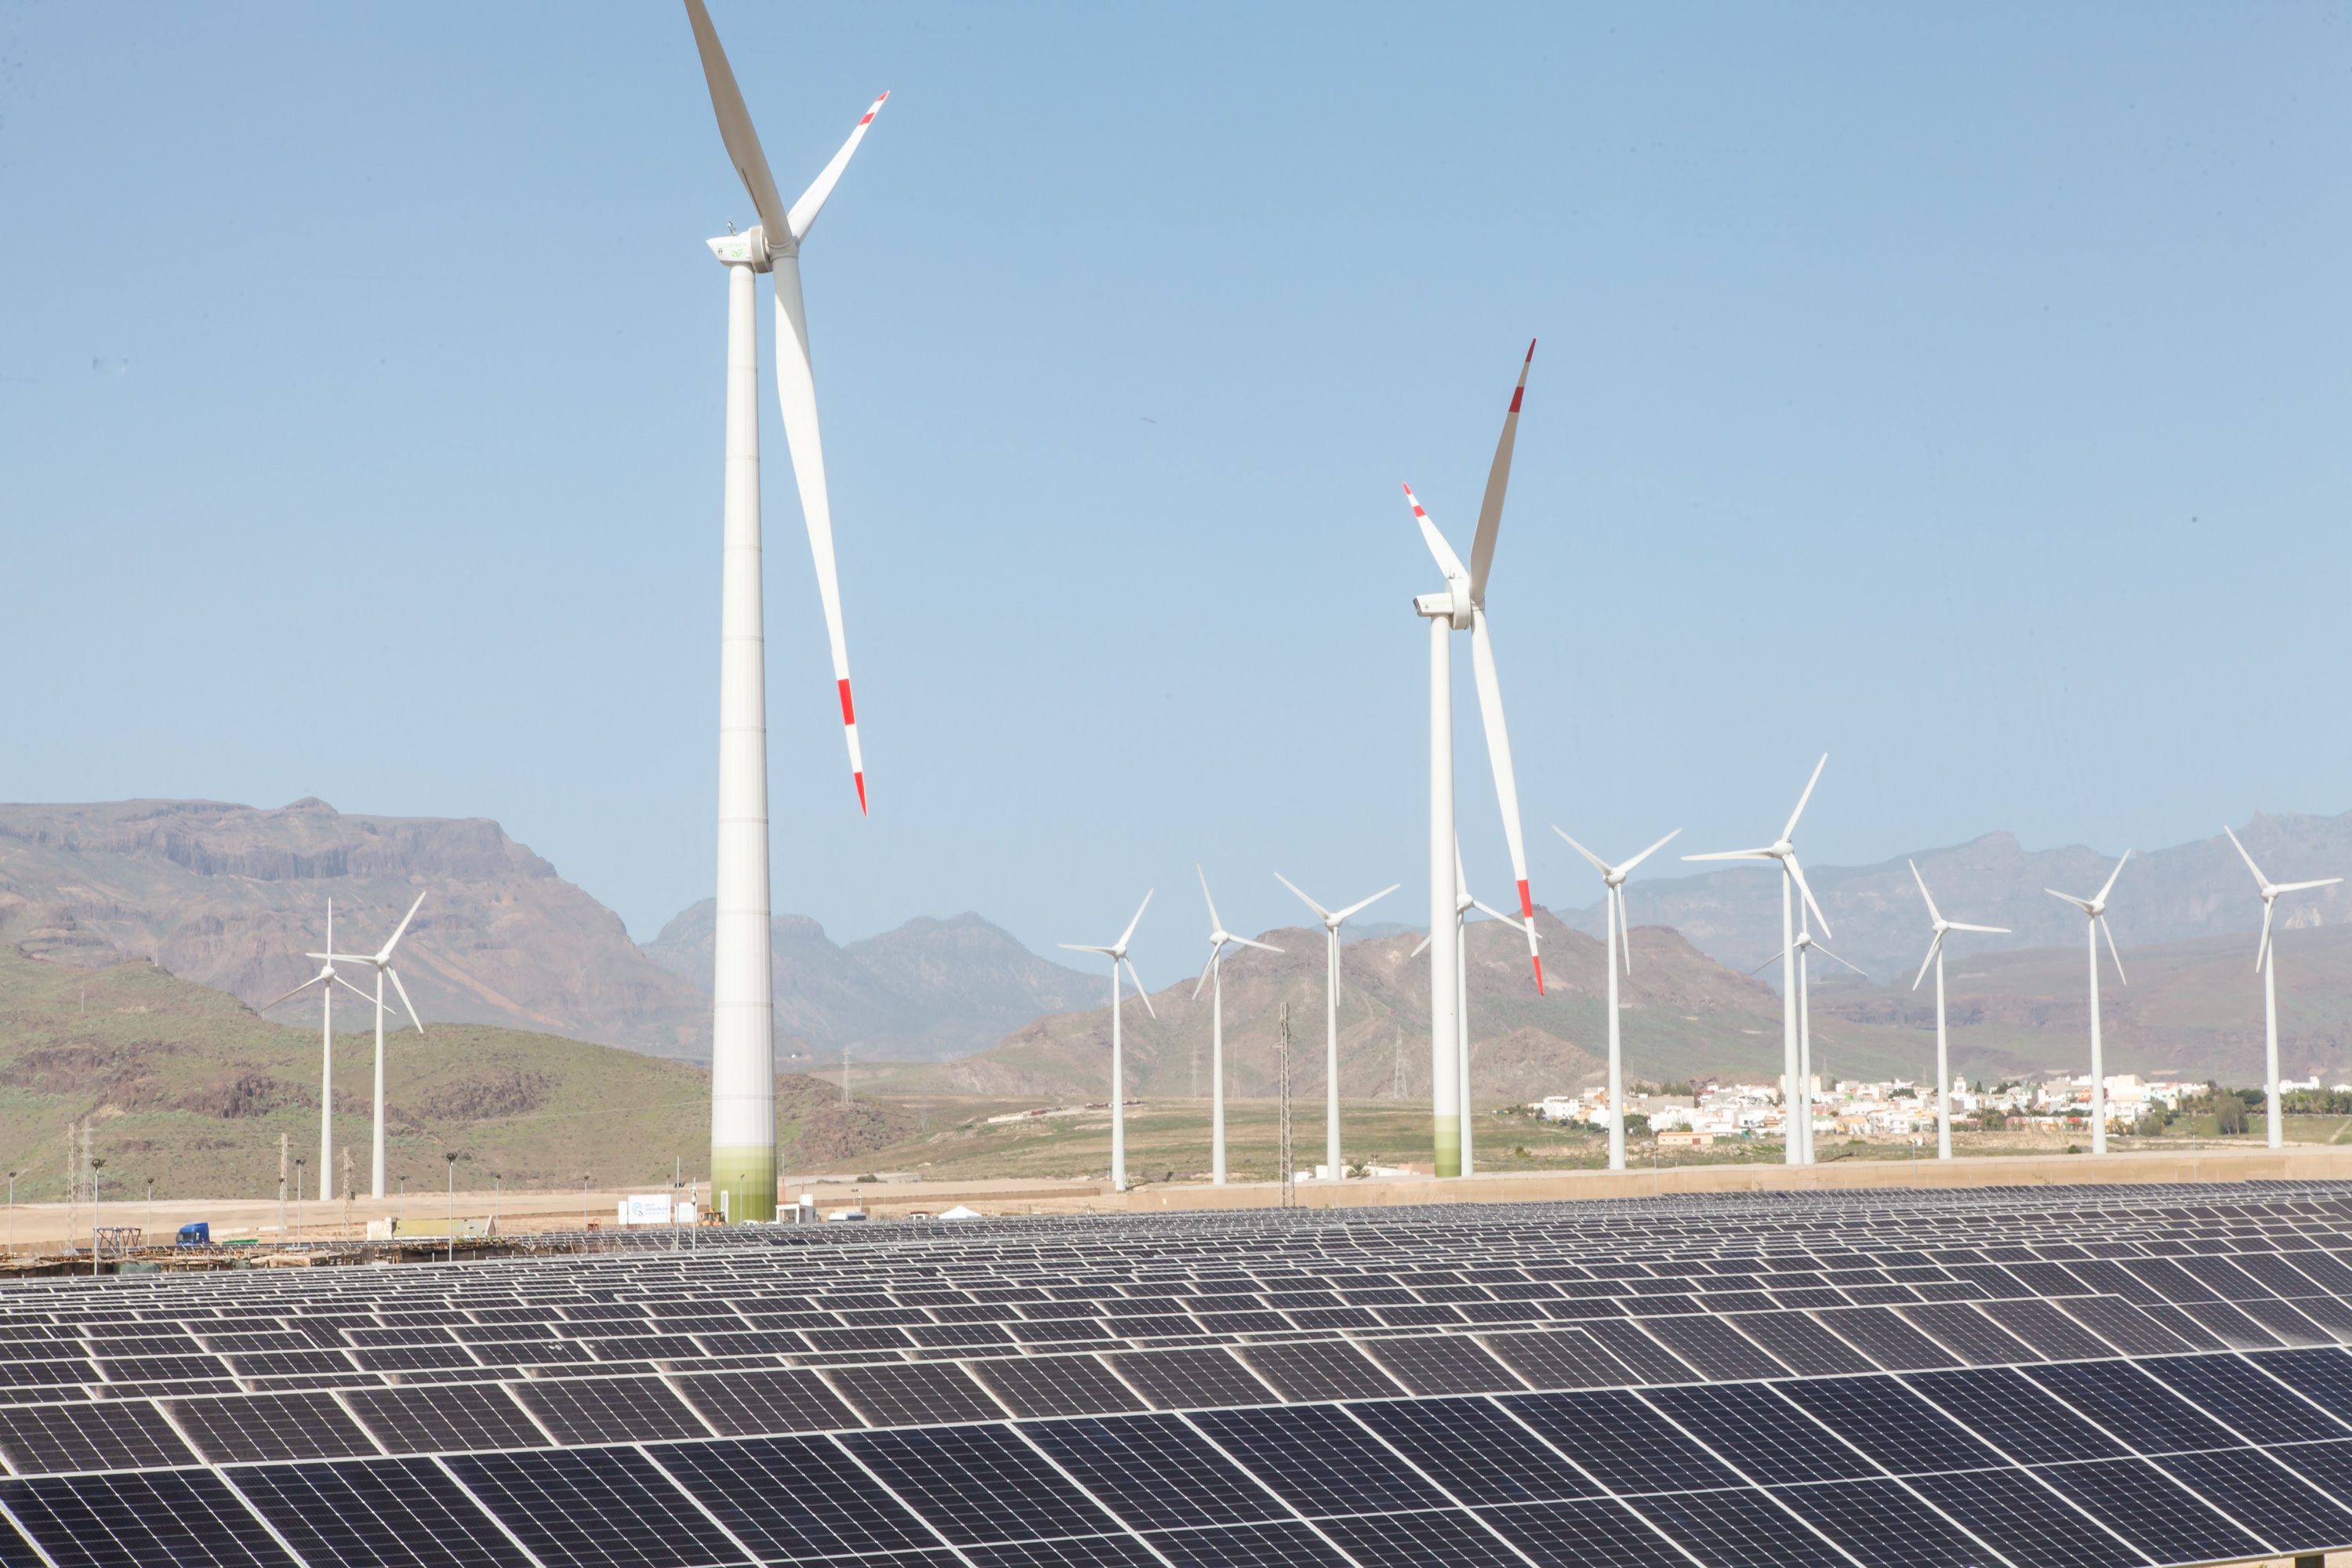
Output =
[
  {"x1": 2027, "y1": 1457, "x2": 2267, "y2": 1566},
  {"x1": 842, "y1": 1424, "x2": 1120, "y2": 1545},
  {"x1": 0, "y1": 1469, "x2": 298, "y2": 1568},
  {"x1": 0, "y1": 1399, "x2": 198, "y2": 1473},
  {"x1": 1639, "y1": 1382, "x2": 1879, "y2": 1486},
  {"x1": 1355, "y1": 1334, "x2": 1523, "y2": 1396},
  {"x1": 2149, "y1": 1445, "x2": 2352, "y2": 1555},
  {"x1": 1474, "y1": 1497, "x2": 1694, "y2": 1567},
  {"x1": 1620, "y1": 1486, "x2": 1854, "y2": 1568},
  {"x1": 1814, "y1": 1306, "x2": 1964, "y2": 1371},
  {"x1": 165, "y1": 1391, "x2": 381, "y2": 1464},
  {"x1": 1481, "y1": 1329, "x2": 1639, "y2": 1389},
  {"x1": 962, "y1": 1536, "x2": 1163, "y2": 1568},
  {"x1": 1144, "y1": 1520, "x2": 1352, "y2": 1567},
  {"x1": 1316, "y1": 1507, "x2": 1541, "y2": 1566},
  {"x1": 1772, "y1": 1376, "x2": 2005, "y2": 1477},
  {"x1": 1107, "y1": 1348, "x2": 1278, "y2": 1410},
  {"x1": 1719, "y1": 1311, "x2": 1876, "y2": 1377},
  {"x1": 644, "y1": 1435, "x2": 945, "y2": 1560},
  {"x1": 1504, "y1": 1390, "x2": 1744, "y2": 1497},
  {"x1": 440, "y1": 1446, "x2": 752, "y2": 1568},
  {"x1": 1019, "y1": 1413, "x2": 1291, "y2": 1530},
  {"x1": 967, "y1": 1355, "x2": 1146, "y2": 1417},
  {"x1": 509, "y1": 1375, "x2": 710, "y2": 1445},
  {"x1": 1897, "y1": 1468, "x2": 2148, "y2": 1568},
  {"x1": 1235, "y1": 1341, "x2": 1404, "y2": 1402},
  {"x1": 224, "y1": 1456, "x2": 534, "y2": 1568},
  {"x1": 669, "y1": 1367, "x2": 861, "y2": 1436},
  {"x1": 1902, "y1": 1367, "x2": 2131, "y2": 1465},
  {"x1": 2020, "y1": 1360, "x2": 2247, "y2": 1454},
  {"x1": 2050, "y1": 1296, "x2": 2197, "y2": 1357},
  {"x1": 1188, "y1": 1404, "x2": 1450, "y2": 1519},
  {"x1": 1766, "y1": 1476, "x2": 2008, "y2": 1568}
]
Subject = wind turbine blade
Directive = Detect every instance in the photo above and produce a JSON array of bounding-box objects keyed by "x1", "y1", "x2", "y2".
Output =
[
  {"x1": 1815, "y1": 945, "x2": 1868, "y2": 978},
  {"x1": 1912, "y1": 933, "x2": 1943, "y2": 992},
  {"x1": 1196, "y1": 865, "x2": 1223, "y2": 938},
  {"x1": 1750, "y1": 949, "x2": 1792, "y2": 977},
  {"x1": 1471, "y1": 898, "x2": 1532, "y2": 935},
  {"x1": 1907, "y1": 858, "x2": 1943, "y2": 926},
  {"x1": 1550, "y1": 826, "x2": 1612, "y2": 878},
  {"x1": 332, "y1": 973, "x2": 379, "y2": 1009},
  {"x1": 2045, "y1": 889, "x2": 2095, "y2": 911},
  {"x1": 2100, "y1": 916, "x2": 2127, "y2": 985},
  {"x1": 1058, "y1": 943, "x2": 1115, "y2": 956},
  {"x1": 260, "y1": 973, "x2": 328, "y2": 1012},
  {"x1": 1468, "y1": 338, "x2": 1534, "y2": 607},
  {"x1": 1616, "y1": 885, "x2": 1633, "y2": 974},
  {"x1": 1410, "y1": 935, "x2": 1432, "y2": 959},
  {"x1": 1193, "y1": 946, "x2": 1218, "y2": 1001},
  {"x1": 377, "y1": 891, "x2": 426, "y2": 963},
  {"x1": 387, "y1": 967, "x2": 424, "y2": 1035},
  {"x1": 1274, "y1": 873, "x2": 1333, "y2": 923},
  {"x1": 681, "y1": 0, "x2": 791, "y2": 242},
  {"x1": 770, "y1": 260, "x2": 867, "y2": 813},
  {"x1": 1230, "y1": 936, "x2": 1284, "y2": 954},
  {"x1": 1116, "y1": 889, "x2": 1154, "y2": 953},
  {"x1": 1402, "y1": 485, "x2": 1470, "y2": 586},
  {"x1": 2276, "y1": 878, "x2": 2344, "y2": 893},
  {"x1": 1683, "y1": 848, "x2": 1777, "y2": 862},
  {"x1": 1785, "y1": 855, "x2": 1831, "y2": 939},
  {"x1": 786, "y1": 93, "x2": 887, "y2": 243},
  {"x1": 1468, "y1": 608, "x2": 1541, "y2": 992},
  {"x1": 1782, "y1": 753, "x2": 1828, "y2": 842},
  {"x1": 2223, "y1": 825, "x2": 2267, "y2": 889},
  {"x1": 1332, "y1": 883, "x2": 1399, "y2": 924},
  {"x1": 2093, "y1": 849, "x2": 2132, "y2": 907},
  {"x1": 1123, "y1": 959, "x2": 1156, "y2": 1019},
  {"x1": 1947, "y1": 923, "x2": 2010, "y2": 934},
  {"x1": 2256, "y1": 899, "x2": 2274, "y2": 974},
  {"x1": 1619, "y1": 829, "x2": 1682, "y2": 875}
]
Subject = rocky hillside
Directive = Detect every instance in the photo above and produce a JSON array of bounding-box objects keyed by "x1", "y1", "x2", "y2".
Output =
[
  {"x1": 642, "y1": 904, "x2": 1097, "y2": 1065},
  {"x1": 922, "y1": 910, "x2": 1941, "y2": 1105},
  {"x1": 0, "y1": 945, "x2": 909, "y2": 1201},
  {"x1": 1563, "y1": 812, "x2": 2352, "y2": 986}
]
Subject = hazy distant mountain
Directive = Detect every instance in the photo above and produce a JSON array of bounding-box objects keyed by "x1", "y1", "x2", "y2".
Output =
[
  {"x1": 642, "y1": 902, "x2": 1098, "y2": 1064},
  {"x1": 0, "y1": 798, "x2": 708, "y2": 1057},
  {"x1": 1563, "y1": 812, "x2": 2351, "y2": 987},
  {"x1": 0, "y1": 799, "x2": 1100, "y2": 1067}
]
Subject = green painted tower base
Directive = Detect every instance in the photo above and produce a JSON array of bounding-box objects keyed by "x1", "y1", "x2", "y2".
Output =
[
  {"x1": 711, "y1": 1145, "x2": 776, "y2": 1223},
  {"x1": 1433, "y1": 1120, "x2": 1461, "y2": 1180}
]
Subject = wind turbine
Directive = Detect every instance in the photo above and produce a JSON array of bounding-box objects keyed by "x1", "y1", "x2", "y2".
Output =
[
  {"x1": 259, "y1": 902, "x2": 378, "y2": 1203},
  {"x1": 1277, "y1": 874, "x2": 1398, "y2": 1183},
  {"x1": 1061, "y1": 891, "x2": 1155, "y2": 1192},
  {"x1": 1404, "y1": 341, "x2": 1544, "y2": 1178},
  {"x1": 1686, "y1": 755, "x2": 1832, "y2": 1165},
  {"x1": 310, "y1": 892, "x2": 428, "y2": 1200},
  {"x1": 1195, "y1": 869, "x2": 1281, "y2": 1186},
  {"x1": 1907, "y1": 862, "x2": 2008, "y2": 1161},
  {"x1": 1552, "y1": 826, "x2": 1679, "y2": 1171},
  {"x1": 2046, "y1": 851, "x2": 2130, "y2": 1155},
  {"x1": 1750, "y1": 907, "x2": 1863, "y2": 1162},
  {"x1": 2224, "y1": 826, "x2": 2340, "y2": 1150},
  {"x1": 684, "y1": 1, "x2": 885, "y2": 1224},
  {"x1": 1449, "y1": 843, "x2": 1540, "y2": 1176}
]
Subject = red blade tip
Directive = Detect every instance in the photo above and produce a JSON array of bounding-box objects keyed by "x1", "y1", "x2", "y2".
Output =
[{"x1": 854, "y1": 773, "x2": 867, "y2": 815}]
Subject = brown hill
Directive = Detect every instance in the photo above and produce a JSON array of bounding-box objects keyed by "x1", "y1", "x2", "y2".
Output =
[{"x1": 918, "y1": 910, "x2": 1941, "y2": 1104}]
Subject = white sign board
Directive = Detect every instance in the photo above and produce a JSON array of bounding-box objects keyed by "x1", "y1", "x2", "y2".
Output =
[{"x1": 619, "y1": 1193, "x2": 673, "y2": 1227}]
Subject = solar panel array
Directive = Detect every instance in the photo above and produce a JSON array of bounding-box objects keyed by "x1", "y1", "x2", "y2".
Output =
[{"x1": 5, "y1": 1181, "x2": 2352, "y2": 1564}]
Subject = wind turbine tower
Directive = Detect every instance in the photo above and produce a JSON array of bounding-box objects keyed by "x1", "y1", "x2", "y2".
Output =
[
  {"x1": 1403, "y1": 343, "x2": 1544, "y2": 1178},
  {"x1": 310, "y1": 891, "x2": 428, "y2": 1199},
  {"x1": 683, "y1": 0, "x2": 884, "y2": 1221},
  {"x1": 1062, "y1": 892, "x2": 1156, "y2": 1192},
  {"x1": 1554, "y1": 827, "x2": 1679, "y2": 1171},
  {"x1": 2224, "y1": 826, "x2": 2340, "y2": 1150},
  {"x1": 2046, "y1": 852, "x2": 2130, "y2": 1156},
  {"x1": 260, "y1": 902, "x2": 376, "y2": 1203},
  {"x1": 1196, "y1": 869, "x2": 1281, "y2": 1185},
  {"x1": 1905, "y1": 862, "x2": 2007, "y2": 1160},
  {"x1": 1278, "y1": 874, "x2": 1397, "y2": 1183}
]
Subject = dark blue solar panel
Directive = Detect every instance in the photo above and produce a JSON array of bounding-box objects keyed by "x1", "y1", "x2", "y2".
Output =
[
  {"x1": 2153, "y1": 1446, "x2": 2352, "y2": 1557},
  {"x1": 1904, "y1": 1367, "x2": 2132, "y2": 1464},
  {"x1": 2029, "y1": 1458, "x2": 2266, "y2": 1566},
  {"x1": 1623, "y1": 1486, "x2": 1853, "y2": 1568},
  {"x1": 1766, "y1": 1477, "x2": 2007, "y2": 1568},
  {"x1": 646, "y1": 1435, "x2": 942, "y2": 1560},
  {"x1": 1774, "y1": 1375, "x2": 2005, "y2": 1476},
  {"x1": 1641, "y1": 1383, "x2": 1878, "y2": 1486},
  {"x1": 1347, "y1": 1397, "x2": 1603, "y2": 1504},
  {"x1": 2023, "y1": 1360, "x2": 2246, "y2": 1454},
  {"x1": 1020, "y1": 1414, "x2": 1290, "y2": 1530},
  {"x1": 1, "y1": 1471, "x2": 299, "y2": 1568},
  {"x1": 1474, "y1": 1498, "x2": 1692, "y2": 1566},
  {"x1": 227, "y1": 1457, "x2": 529, "y2": 1568},
  {"x1": 1187, "y1": 1405, "x2": 1447, "y2": 1519},
  {"x1": 1900, "y1": 1469, "x2": 2147, "y2": 1568},
  {"x1": 1503, "y1": 1390, "x2": 1743, "y2": 1496},
  {"x1": 842, "y1": 1425, "x2": 1119, "y2": 1545},
  {"x1": 1145, "y1": 1522, "x2": 1352, "y2": 1566},
  {"x1": 1316, "y1": 1509, "x2": 1536, "y2": 1566}
]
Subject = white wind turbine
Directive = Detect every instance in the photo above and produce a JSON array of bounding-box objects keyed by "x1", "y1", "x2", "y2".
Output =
[
  {"x1": 2046, "y1": 851, "x2": 2130, "y2": 1156},
  {"x1": 2224, "y1": 826, "x2": 2340, "y2": 1150},
  {"x1": 1062, "y1": 891, "x2": 1156, "y2": 1192},
  {"x1": 310, "y1": 891, "x2": 428, "y2": 1200},
  {"x1": 259, "y1": 901, "x2": 379, "y2": 1203},
  {"x1": 1277, "y1": 874, "x2": 1399, "y2": 1184},
  {"x1": 1404, "y1": 341, "x2": 1544, "y2": 1178},
  {"x1": 1194, "y1": 869, "x2": 1282, "y2": 1187},
  {"x1": 1552, "y1": 826, "x2": 1679, "y2": 1171},
  {"x1": 1906, "y1": 861, "x2": 2008, "y2": 1161},
  {"x1": 1432, "y1": 840, "x2": 1540, "y2": 1176},
  {"x1": 684, "y1": 0, "x2": 885, "y2": 1224},
  {"x1": 1750, "y1": 906, "x2": 1864, "y2": 1162},
  {"x1": 1686, "y1": 755, "x2": 1833, "y2": 1165}
]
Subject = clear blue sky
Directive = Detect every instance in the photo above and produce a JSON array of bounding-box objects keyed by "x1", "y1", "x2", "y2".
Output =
[{"x1": 3, "y1": 3, "x2": 2347, "y2": 986}]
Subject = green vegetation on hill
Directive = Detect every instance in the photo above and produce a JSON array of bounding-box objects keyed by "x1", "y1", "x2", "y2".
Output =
[{"x1": 0, "y1": 947, "x2": 908, "y2": 1201}]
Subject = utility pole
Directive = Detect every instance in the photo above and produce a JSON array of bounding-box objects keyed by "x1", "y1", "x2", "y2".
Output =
[
  {"x1": 278, "y1": 1132, "x2": 289, "y2": 1248},
  {"x1": 89, "y1": 1156, "x2": 105, "y2": 1278},
  {"x1": 341, "y1": 1149, "x2": 354, "y2": 1240},
  {"x1": 293, "y1": 1159, "x2": 305, "y2": 1246},
  {"x1": 444, "y1": 1152, "x2": 458, "y2": 1265},
  {"x1": 841, "y1": 1046, "x2": 851, "y2": 1104},
  {"x1": 1276, "y1": 1003, "x2": 1295, "y2": 1210}
]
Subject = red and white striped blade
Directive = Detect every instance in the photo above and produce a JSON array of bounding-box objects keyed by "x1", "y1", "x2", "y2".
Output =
[
  {"x1": 1469, "y1": 607, "x2": 1541, "y2": 993},
  {"x1": 1468, "y1": 339, "x2": 1534, "y2": 606},
  {"x1": 787, "y1": 93, "x2": 888, "y2": 244},
  {"x1": 1402, "y1": 484, "x2": 1469, "y2": 587},
  {"x1": 771, "y1": 260, "x2": 866, "y2": 813}
]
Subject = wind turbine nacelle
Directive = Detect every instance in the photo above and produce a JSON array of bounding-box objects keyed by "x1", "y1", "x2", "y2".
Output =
[
  {"x1": 706, "y1": 230, "x2": 773, "y2": 271},
  {"x1": 1412, "y1": 590, "x2": 1472, "y2": 630}
]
